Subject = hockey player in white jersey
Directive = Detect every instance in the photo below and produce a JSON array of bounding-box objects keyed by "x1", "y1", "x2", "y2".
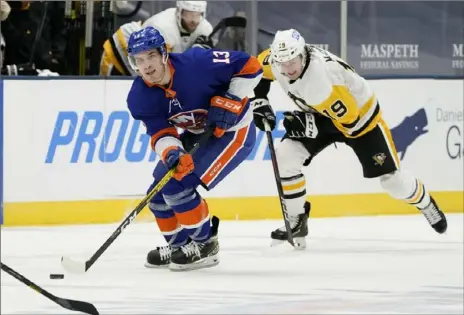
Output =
[
  {"x1": 252, "y1": 29, "x2": 448, "y2": 248},
  {"x1": 143, "y1": 1, "x2": 213, "y2": 53},
  {"x1": 100, "y1": 21, "x2": 142, "y2": 76},
  {"x1": 100, "y1": 1, "x2": 212, "y2": 76}
]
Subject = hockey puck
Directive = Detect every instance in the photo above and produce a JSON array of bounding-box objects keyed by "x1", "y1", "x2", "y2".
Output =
[{"x1": 49, "y1": 274, "x2": 64, "y2": 280}]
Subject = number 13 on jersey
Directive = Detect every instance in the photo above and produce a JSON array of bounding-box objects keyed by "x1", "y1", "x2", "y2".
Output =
[{"x1": 212, "y1": 51, "x2": 230, "y2": 64}]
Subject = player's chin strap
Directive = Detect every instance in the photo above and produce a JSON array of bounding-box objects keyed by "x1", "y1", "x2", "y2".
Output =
[
  {"x1": 262, "y1": 119, "x2": 295, "y2": 247},
  {"x1": 61, "y1": 128, "x2": 215, "y2": 274},
  {"x1": 162, "y1": 52, "x2": 169, "y2": 64}
]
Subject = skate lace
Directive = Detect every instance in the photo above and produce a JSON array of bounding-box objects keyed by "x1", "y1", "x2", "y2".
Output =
[
  {"x1": 278, "y1": 216, "x2": 300, "y2": 232},
  {"x1": 157, "y1": 246, "x2": 171, "y2": 261},
  {"x1": 180, "y1": 242, "x2": 201, "y2": 258},
  {"x1": 422, "y1": 203, "x2": 441, "y2": 225}
]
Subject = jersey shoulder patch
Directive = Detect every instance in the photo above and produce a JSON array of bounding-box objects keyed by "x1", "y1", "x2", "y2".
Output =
[{"x1": 257, "y1": 48, "x2": 274, "y2": 81}]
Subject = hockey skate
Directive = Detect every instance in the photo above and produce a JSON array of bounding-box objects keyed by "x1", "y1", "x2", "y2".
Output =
[
  {"x1": 169, "y1": 216, "x2": 220, "y2": 271},
  {"x1": 145, "y1": 245, "x2": 172, "y2": 268},
  {"x1": 271, "y1": 201, "x2": 310, "y2": 250},
  {"x1": 419, "y1": 196, "x2": 447, "y2": 234}
]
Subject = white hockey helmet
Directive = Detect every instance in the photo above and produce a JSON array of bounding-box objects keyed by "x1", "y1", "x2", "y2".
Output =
[
  {"x1": 270, "y1": 29, "x2": 306, "y2": 63},
  {"x1": 176, "y1": 1, "x2": 207, "y2": 32},
  {"x1": 176, "y1": 1, "x2": 207, "y2": 13}
]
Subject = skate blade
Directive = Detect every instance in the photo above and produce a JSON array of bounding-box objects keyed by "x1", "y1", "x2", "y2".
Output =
[
  {"x1": 144, "y1": 261, "x2": 170, "y2": 269},
  {"x1": 169, "y1": 255, "x2": 219, "y2": 272},
  {"x1": 293, "y1": 237, "x2": 307, "y2": 250},
  {"x1": 270, "y1": 238, "x2": 286, "y2": 247},
  {"x1": 270, "y1": 237, "x2": 306, "y2": 250}
]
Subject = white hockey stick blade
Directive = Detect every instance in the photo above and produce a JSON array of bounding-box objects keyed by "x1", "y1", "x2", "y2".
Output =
[
  {"x1": 270, "y1": 237, "x2": 306, "y2": 250},
  {"x1": 293, "y1": 237, "x2": 307, "y2": 250},
  {"x1": 270, "y1": 239, "x2": 286, "y2": 247},
  {"x1": 61, "y1": 256, "x2": 87, "y2": 274}
]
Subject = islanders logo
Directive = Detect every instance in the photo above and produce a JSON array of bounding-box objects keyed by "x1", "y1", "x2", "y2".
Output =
[{"x1": 390, "y1": 108, "x2": 428, "y2": 160}]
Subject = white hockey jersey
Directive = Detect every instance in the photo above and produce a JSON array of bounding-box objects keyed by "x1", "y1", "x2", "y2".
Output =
[
  {"x1": 100, "y1": 21, "x2": 142, "y2": 76},
  {"x1": 143, "y1": 8, "x2": 213, "y2": 53},
  {"x1": 257, "y1": 46, "x2": 381, "y2": 138}
]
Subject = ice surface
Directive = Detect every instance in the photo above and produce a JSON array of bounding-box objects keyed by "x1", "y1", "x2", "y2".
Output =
[{"x1": 1, "y1": 214, "x2": 463, "y2": 314}]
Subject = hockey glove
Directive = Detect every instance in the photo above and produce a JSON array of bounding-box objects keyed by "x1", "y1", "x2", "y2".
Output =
[
  {"x1": 162, "y1": 146, "x2": 194, "y2": 181},
  {"x1": 208, "y1": 92, "x2": 247, "y2": 137},
  {"x1": 283, "y1": 111, "x2": 319, "y2": 139},
  {"x1": 251, "y1": 98, "x2": 276, "y2": 131},
  {"x1": 192, "y1": 35, "x2": 214, "y2": 49}
]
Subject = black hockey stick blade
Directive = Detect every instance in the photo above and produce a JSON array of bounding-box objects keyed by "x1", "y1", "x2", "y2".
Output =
[
  {"x1": 62, "y1": 128, "x2": 215, "y2": 274},
  {"x1": 263, "y1": 120, "x2": 295, "y2": 247},
  {"x1": 1, "y1": 262, "x2": 99, "y2": 315},
  {"x1": 209, "y1": 16, "x2": 247, "y2": 39},
  {"x1": 55, "y1": 297, "x2": 99, "y2": 315},
  {"x1": 222, "y1": 16, "x2": 247, "y2": 28}
]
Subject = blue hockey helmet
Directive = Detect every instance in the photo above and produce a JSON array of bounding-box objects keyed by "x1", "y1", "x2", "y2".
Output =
[{"x1": 127, "y1": 26, "x2": 168, "y2": 71}]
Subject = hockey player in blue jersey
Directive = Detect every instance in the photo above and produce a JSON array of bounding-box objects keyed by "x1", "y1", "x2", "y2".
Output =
[{"x1": 126, "y1": 27, "x2": 263, "y2": 271}]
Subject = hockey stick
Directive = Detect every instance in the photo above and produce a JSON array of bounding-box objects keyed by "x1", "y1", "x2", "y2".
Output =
[
  {"x1": 61, "y1": 128, "x2": 214, "y2": 274},
  {"x1": 263, "y1": 120, "x2": 295, "y2": 247},
  {"x1": 0, "y1": 262, "x2": 99, "y2": 315},
  {"x1": 28, "y1": 2, "x2": 48, "y2": 67},
  {"x1": 208, "y1": 16, "x2": 247, "y2": 42}
]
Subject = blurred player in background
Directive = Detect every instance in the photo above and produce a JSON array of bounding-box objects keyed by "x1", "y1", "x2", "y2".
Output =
[
  {"x1": 143, "y1": 1, "x2": 213, "y2": 52},
  {"x1": 100, "y1": 1, "x2": 213, "y2": 77},
  {"x1": 100, "y1": 20, "x2": 142, "y2": 76},
  {"x1": 251, "y1": 29, "x2": 448, "y2": 249},
  {"x1": 126, "y1": 27, "x2": 262, "y2": 271},
  {"x1": 0, "y1": 0, "x2": 10, "y2": 70}
]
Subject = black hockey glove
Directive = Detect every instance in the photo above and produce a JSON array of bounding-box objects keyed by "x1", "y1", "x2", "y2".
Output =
[
  {"x1": 283, "y1": 111, "x2": 319, "y2": 139},
  {"x1": 251, "y1": 98, "x2": 276, "y2": 131},
  {"x1": 192, "y1": 35, "x2": 214, "y2": 49}
]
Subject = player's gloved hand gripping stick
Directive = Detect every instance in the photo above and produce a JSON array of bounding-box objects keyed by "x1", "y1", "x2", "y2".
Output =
[
  {"x1": 162, "y1": 146, "x2": 195, "y2": 181},
  {"x1": 262, "y1": 119, "x2": 295, "y2": 247},
  {"x1": 61, "y1": 128, "x2": 214, "y2": 274}
]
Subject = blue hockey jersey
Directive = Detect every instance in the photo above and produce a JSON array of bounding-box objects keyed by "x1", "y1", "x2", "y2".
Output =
[{"x1": 126, "y1": 47, "x2": 263, "y2": 157}]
